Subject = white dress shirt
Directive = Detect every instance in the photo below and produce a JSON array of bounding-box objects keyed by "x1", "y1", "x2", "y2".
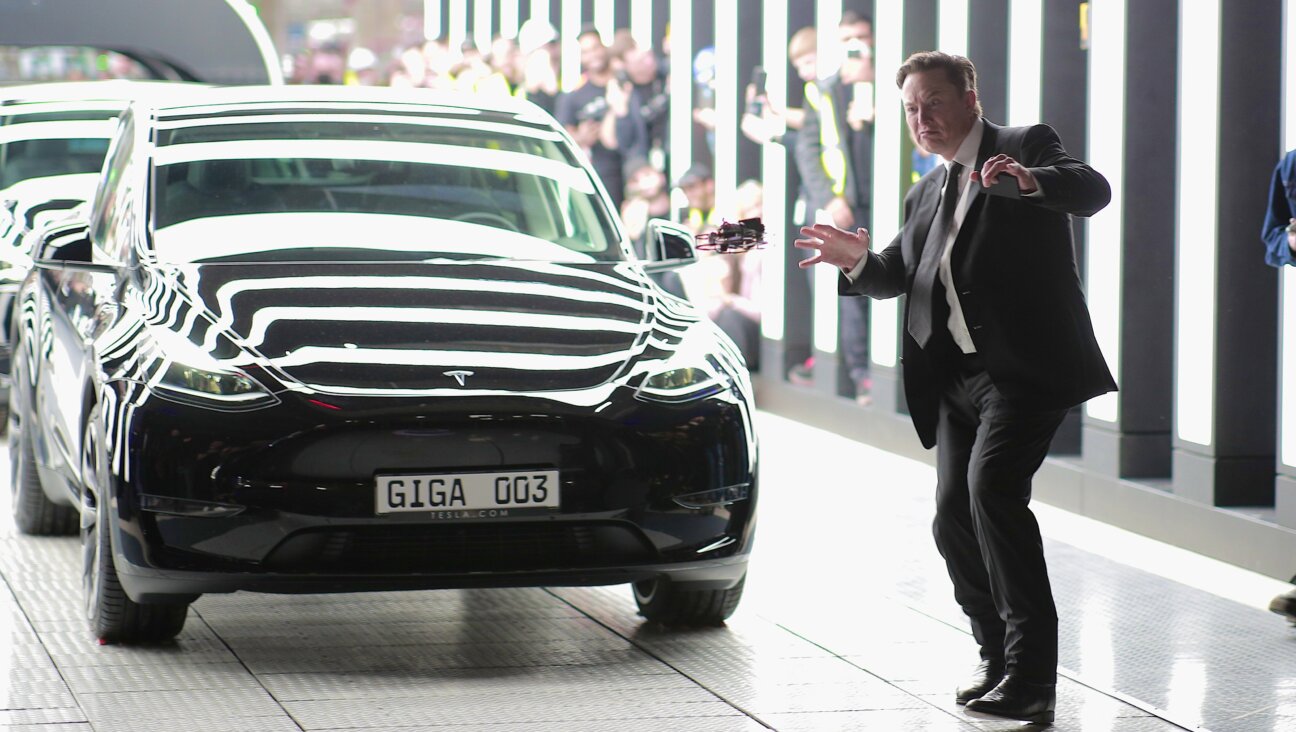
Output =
[{"x1": 937, "y1": 119, "x2": 984, "y2": 354}]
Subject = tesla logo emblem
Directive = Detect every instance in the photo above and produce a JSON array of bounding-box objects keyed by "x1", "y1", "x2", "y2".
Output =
[{"x1": 444, "y1": 370, "x2": 474, "y2": 386}]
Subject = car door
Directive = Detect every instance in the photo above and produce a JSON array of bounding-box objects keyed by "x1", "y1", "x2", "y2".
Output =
[{"x1": 35, "y1": 113, "x2": 136, "y2": 492}]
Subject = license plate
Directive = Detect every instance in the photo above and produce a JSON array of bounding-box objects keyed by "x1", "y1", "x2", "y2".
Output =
[{"x1": 375, "y1": 469, "x2": 559, "y2": 516}]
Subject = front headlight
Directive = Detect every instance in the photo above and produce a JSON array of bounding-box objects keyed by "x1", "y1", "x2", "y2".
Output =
[
  {"x1": 635, "y1": 355, "x2": 732, "y2": 403},
  {"x1": 153, "y1": 359, "x2": 278, "y2": 410},
  {"x1": 145, "y1": 329, "x2": 278, "y2": 410}
]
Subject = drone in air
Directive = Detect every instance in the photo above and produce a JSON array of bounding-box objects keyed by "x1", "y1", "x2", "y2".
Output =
[{"x1": 694, "y1": 218, "x2": 769, "y2": 253}]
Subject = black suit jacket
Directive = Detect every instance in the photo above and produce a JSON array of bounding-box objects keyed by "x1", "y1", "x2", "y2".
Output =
[{"x1": 841, "y1": 120, "x2": 1117, "y2": 449}]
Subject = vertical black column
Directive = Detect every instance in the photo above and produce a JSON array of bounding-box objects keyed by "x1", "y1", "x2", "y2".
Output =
[
  {"x1": 1172, "y1": 0, "x2": 1281, "y2": 506},
  {"x1": 691, "y1": 0, "x2": 716, "y2": 168},
  {"x1": 736, "y1": 7, "x2": 763, "y2": 184},
  {"x1": 614, "y1": 2, "x2": 630, "y2": 31},
  {"x1": 581, "y1": 0, "x2": 595, "y2": 29},
  {"x1": 967, "y1": 0, "x2": 1008, "y2": 124},
  {"x1": 1080, "y1": 0, "x2": 1176, "y2": 480},
  {"x1": 652, "y1": 0, "x2": 669, "y2": 53},
  {"x1": 1041, "y1": 1, "x2": 1086, "y2": 158}
]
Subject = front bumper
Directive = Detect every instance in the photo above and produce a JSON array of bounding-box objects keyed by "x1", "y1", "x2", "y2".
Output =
[{"x1": 106, "y1": 387, "x2": 758, "y2": 601}]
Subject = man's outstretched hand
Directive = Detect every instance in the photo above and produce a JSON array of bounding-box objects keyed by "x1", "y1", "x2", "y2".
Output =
[{"x1": 795, "y1": 223, "x2": 871, "y2": 270}]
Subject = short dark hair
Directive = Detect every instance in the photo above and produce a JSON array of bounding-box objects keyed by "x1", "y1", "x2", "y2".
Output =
[
  {"x1": 895, "y1": 51, "x2": 983, "y2": 117},
  {"x1": 840, "y1": 10, "x2": 873, "y2": 28}
]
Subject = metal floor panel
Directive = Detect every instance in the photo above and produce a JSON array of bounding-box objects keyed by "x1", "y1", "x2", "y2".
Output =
[{"x1": 0, "y1": 411, "x2": 1290, "y2": 730}]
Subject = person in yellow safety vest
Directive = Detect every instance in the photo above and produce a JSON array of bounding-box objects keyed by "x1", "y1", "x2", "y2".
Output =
[
  {"x1": 796, "y1": 8, "x2": 874, "y2": 229},
  {"x1": 794, "y1": 8, "x2": 876, "y2": 404}
]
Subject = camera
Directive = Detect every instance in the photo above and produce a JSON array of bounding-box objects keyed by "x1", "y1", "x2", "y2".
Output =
[{"x1": 575, "y1": 94, "x2": 609, "y2": 124}]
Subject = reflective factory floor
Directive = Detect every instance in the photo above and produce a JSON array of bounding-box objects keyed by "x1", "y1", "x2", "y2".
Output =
[{"x1": 0, "y1": 410, "x2": 1293, "y2": 731}]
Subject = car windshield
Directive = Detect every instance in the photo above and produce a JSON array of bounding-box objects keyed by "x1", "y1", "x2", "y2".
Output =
[
  {"x1": 0, "y1": 110, "x2": 118, "y2": 188},
  {"x1": 150, "y1": 115, "x2": 625, "y2": 264}
]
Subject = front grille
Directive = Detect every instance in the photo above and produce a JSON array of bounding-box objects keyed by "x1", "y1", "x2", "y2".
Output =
[{"x1": 265, "y1": 522, "x2": 654, "y2": 574}]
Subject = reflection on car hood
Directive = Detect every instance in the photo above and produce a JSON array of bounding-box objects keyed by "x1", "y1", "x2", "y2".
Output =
[
  {"x1": 159, "y1": 260, "x2": 685, "y2": 397},
  {"x1": 2, "y1": 173, "x2": 99, "y2": 215}
]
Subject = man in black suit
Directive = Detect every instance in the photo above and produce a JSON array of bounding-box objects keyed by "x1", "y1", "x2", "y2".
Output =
[{"x1": 796, "y1": 51, "x2": 1115, "y2": 726}]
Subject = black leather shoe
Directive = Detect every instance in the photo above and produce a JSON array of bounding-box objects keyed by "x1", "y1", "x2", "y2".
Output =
[
  {"x1": 963, "y1": 676, "x2": 1056, "y2": 725},
  {"x1": 955, "y1": 659, "x2": 1005, "y2": 705}
]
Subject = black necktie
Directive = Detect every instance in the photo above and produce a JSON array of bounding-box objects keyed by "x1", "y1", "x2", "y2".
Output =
[{"x1": 907, "y1": 161, "x2": 963, "y2": 347}]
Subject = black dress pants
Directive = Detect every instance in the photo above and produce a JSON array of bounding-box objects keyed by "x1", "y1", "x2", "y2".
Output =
[{"x1": 931, "y1": 353, "x2": 1065, "y2": 683}]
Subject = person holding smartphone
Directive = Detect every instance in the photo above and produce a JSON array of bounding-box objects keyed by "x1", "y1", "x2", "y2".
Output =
[
  {"x1": 796, "y1": 9, "x2": 877, "y2": 403},
  {"x1": 1262, "y1": 148, "x2": 1296, "y2": 267}
]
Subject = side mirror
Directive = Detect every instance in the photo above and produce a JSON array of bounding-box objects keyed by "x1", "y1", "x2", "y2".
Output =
[
  {"x1": 643, "y1": 218, "x2": 697, "y2": 273},
  {"x1": 32, "y1": 219, "x2": 112, "y2": 273}
]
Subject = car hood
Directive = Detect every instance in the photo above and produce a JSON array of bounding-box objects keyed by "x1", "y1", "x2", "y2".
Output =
[{"x1": 158, "y1": 260, "x2": 681, "y2": 397}]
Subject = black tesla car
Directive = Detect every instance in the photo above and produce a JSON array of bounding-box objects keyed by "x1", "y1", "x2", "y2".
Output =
[{"x1": 10, "y1": 87, "x2": 757, "y2": 642}]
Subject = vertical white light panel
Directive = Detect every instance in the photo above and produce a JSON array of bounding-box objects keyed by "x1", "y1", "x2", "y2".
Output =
[
  {"x1": 449, "y1": 0, "x2": 468, "y2": 56},
  {"x1": 713, "y1": 0, "x2": 739, "y2": 220},
  {"x1": 424, "y1": 0, "x2": 442, "y2": 40},
  {"x1": 531, "y1": 0, "x2": 551, "y2": 28},
  {"x1": 869, "y1": 1, "x2": 904, "y2": 368},
  {"x1": 1084, "y1": 0, "x2": 1125, "y2": 423},
  {"x1": 1282, "y1": 0, "x2": 1296, "y2": 467},
  {"x1": 816, "y1": 1, "x2": 843, "y2": 81},
  {"x1": 499, "y1": 0, "x2": 519, "y2": 40},
  {"x1": 594, "y1": 1, "x2": 614, "y2": 48},
  {"x1": 668, "y1": 0, "x2": 692, "y2": 199},
  {"x1": 939, "y1": 0, "x2": 969, "y2": 56},
  {"x1": 560, "y1": 0, "x2": 581, "y2": 91},
  {"x1": 631, "y1": 0, "x2": 654, "y2": 49},
  {"x1": 1008, "y1": 0, "x2": 1043, "y2": 125},
  {"x1": 812, "y1": 0, "x2": 841, "y2": 354},
  {"x1": 760, "y1": 0, "x2": 787, "y2": 341},
  {"x1": 474, "y1": 0, "x2": 493, "y2": 53},
  {"x1": 1175, "y1": 0, "x2": 1221, "y2": 446}
]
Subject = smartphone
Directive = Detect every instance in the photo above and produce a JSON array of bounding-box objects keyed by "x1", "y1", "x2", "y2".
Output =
[
  {"x1": 986, "y1": 175, "x2": 1021, "y2": 199},
  {"x1": 747, "y1": 66, "x2": 767, "y2": 115}
]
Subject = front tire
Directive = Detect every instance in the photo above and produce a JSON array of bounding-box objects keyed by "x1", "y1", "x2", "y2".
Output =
[
  {"x1": 81, "y1": 413, "x2": 189, "y2": 643},
  {"x1": 633, "y1": 573, "x2": 746, "y2": 626},
  {"x1": 11, "y1": 411, "x2": 76, "y2": 536}
]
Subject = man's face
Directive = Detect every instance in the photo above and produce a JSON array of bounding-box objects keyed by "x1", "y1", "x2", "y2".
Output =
[
  {"x1": 683, "y1": 179, "x2": 713, "y2": 209},
  {"x1": 838, "y1": 20, "x2": 873, "y2": 49},
  {"x1": 624, "y1": 48, "x2": 658, "y2": 85},
  {"x1": 579, "y1": 34, "x2": 609, "y2": 74},
  {"x1": 901, "y1": 68, "x2": 977, "y2": 159},
  {"x1": 792, "y1": 51, "x2": 817, "y2": 83},
  {"x1": 628, "y1": 166, "x2": 665, "y2": 197}
]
